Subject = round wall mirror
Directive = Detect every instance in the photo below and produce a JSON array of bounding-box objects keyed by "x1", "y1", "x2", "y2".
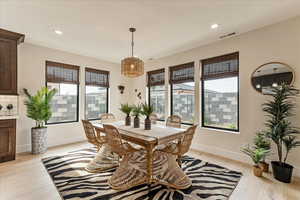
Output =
[{"x1": 251, "y1": 62, "x2": 294, "y2": 94}]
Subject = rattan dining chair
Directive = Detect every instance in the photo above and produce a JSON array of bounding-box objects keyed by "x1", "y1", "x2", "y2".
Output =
[
  {"x1": 160, "y1": 125, "x2": 198, "y2": 167},
  {"x1": 103, "y1": 124, "x2": 149, "y2": 191},
  {"x1": 166, "y1": 115, "x2": 182, "y2": 128},
  {"x1": 149, "y1": 113, "x2": 158, "y2": 124},
  {"x1": 100, "y1": 113, "x2": 116, "y2": 123},
  {"x1": 82, "y1": 120, "x2": 106, "y2": 152}
]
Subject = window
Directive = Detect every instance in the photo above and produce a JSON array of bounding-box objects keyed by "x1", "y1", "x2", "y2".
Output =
[
  {"x1": 169, "y1": 62, "x2": 195, "y2": 124},
  {"x1": 201, "y1": 52, "x2": 239, "y2": 131},
  {"x1": 147, "y1": 69, "x2": 165, "y2": 120},
  {"x1": 46, "y1": 61, "x2": 80, "y2": 124},
  {"x1": 85, "y1": 68, "x2": 109, "y2": 120}
]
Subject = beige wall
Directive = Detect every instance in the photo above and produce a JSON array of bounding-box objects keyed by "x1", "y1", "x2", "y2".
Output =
[
  {"x1": 17, "y1": 43, "x2": 131, "y2": 152},
  {"x1": 129, "y1": 16, "x2": 300, "y2": 175}
]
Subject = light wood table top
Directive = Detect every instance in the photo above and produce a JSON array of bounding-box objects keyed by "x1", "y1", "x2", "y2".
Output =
[{"x1": 92, "y1": 121, "x2": 186, "y2": 147}]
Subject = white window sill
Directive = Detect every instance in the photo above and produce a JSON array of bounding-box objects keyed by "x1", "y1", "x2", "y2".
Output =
[{"x1": 199, "y1": 126, "x2": 240, "y2": 135}]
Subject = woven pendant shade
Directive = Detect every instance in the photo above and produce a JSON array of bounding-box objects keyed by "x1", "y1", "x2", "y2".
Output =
[
  {"x1": 121, "y1": 27, "x2": 144, "y2": 78},
  {"x1": 121, "y1": 57, "x2": 144, "y2": 78}
]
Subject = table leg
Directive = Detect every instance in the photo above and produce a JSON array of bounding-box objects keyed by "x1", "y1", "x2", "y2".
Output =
[
  {"x1": 146, "y1": 144, "x2": 154, "y2": 184},
  {"x1": 85, "y1": 144, "x2": 119, "y2": 173}
]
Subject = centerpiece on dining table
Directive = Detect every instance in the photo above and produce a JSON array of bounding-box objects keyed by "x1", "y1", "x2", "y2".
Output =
[
  {"x1": 141, "y1": 103, "x2": 154, "y2": 130},
  {"x1": 132, "y1": 104, "x2": 142, "y2": 128},
  {"x1": 120, "y1": 103, "x2": 133, "y2": 126}
]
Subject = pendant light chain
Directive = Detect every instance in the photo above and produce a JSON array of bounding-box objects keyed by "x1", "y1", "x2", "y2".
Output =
[{"x1": 131, "y1": 30, "x2": 134, "y2": 57}]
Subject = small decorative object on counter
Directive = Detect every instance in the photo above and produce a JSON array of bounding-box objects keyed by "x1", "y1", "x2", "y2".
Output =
[
  {"x1": 120, "y1": 103, "x2": 133, "y2": 126},
  {"x1": 23, "y1": 87, "x2": 57, "y2": 154},
  {"x1": 132, "y1": 104, "x2": 142, "y2": 128},
  {"x1": 141, "y1": 103, "x2": 154, "y2": 130},
  {"x1": 6, "y1": 104, "x2": 13, "y2": 115}
]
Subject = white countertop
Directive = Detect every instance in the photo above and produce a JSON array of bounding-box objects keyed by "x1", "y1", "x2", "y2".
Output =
[{"x1": 0, "y1": 115, "x2": 19, "y2": 120}]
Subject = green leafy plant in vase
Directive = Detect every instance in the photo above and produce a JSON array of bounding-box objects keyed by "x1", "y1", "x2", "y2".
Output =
[
  {"x1": 254, "y1": 131, "x2": 271, "y2": 172},
  {"x1": 241, "y1": 146, "x2": 270, "y2": 177},
  {"x1": 23, "y1": 87, "x2": 57, "y2": 154},
  {"x1": 263, "y1": 83, "x2": 300, "y2": 183},
  {"x1": 132, "y1": 104, "x2": 142, "y2": 128},
  {"x1": 120, "y1": 103, "x2": 133, "y2": 126},
  {"x1": 141, "y1": 103, "x2": 154, "y2": 130}
]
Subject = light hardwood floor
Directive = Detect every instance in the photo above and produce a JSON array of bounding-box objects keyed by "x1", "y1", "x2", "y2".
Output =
[{"x1": 0, "y1": 142, "x2": 299, "y2": 200}]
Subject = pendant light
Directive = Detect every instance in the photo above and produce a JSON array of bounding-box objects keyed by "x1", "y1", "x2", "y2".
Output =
[{"x1": 121, "y1": 28, "x2": 144, "y2": 78}]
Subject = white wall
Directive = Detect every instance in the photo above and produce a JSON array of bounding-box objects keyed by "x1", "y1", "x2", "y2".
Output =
[
  {"x1": 17, "y1": 43, "x2": 131, "y2": 152},
  {"x1": 129, "y1": 16, "x2": 300, "y2": 175}
]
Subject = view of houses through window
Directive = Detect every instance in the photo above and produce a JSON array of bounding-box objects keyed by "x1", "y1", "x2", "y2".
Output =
[
  {"x1": 47, "y1": 83, "x2": 78, "y2": 123},
  {"x1": 149, "y1": 85, "x2": 165, "y2": 120},
  {"x1": 171, "y1": 82, "x2": 195, "y2": 124},
  {"x1": 203, "y1": 77, "x2": 238, "y2": 130},
  {"x1": 85, "y1": 86, "x2": 108, "y2": 120}
]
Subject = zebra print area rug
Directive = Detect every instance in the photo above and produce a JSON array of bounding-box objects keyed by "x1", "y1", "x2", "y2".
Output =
[{"x1": 42, "y1": 148, "x2": 242, "y2": 200}]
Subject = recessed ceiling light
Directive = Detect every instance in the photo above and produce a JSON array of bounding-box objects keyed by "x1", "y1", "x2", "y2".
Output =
[
  {"x1": 54, "y1": 30, "x2": 63, "y2": 35},
  {"x1": 211, "y1": 24, "x2": 219, "y2": 29}
]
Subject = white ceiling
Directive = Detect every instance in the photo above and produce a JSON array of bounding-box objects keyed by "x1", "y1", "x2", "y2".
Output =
[{"x1": 1, "y1": 0, "x2": 300, "y2": 63}]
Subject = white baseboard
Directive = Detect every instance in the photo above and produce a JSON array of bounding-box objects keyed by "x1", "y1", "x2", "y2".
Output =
[
  {"x1": 16, "y1": 144, "x2": 31, "y2": 153},
  {"x1": 191, "y1": 143, "x2": 300, "y2": 178},
  {"x1": 16, "y1": 137, "x2": 86, "y2": 153}
]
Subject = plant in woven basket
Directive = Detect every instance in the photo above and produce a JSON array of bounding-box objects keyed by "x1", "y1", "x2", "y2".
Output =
[
  {"x1": 254, "y1": 131, "x2": 271, "y2": 172},
  {"x1": 263, "y1": 83, "x2": 300, "y2": 183},
  {"x1": 241, "y1": 146, "x2": 270, "y2": 177},
  {"x1": 141, "y1": 103, "x2": 154, "y2": 130},
  {"x1": 23, "y1": 87, "x2": 57, "y2": 128},
  {"x1": 23, "y1": 87, "x2": 57, "y2": 154},
  {"x1": 120, "y1": 103, "x2": 133, "y2": 126},
  {"x1": 132, "y1": 104, "x2": 142, "y2": 128}
]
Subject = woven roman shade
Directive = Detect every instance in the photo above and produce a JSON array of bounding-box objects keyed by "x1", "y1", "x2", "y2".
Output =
[
  {"x1": 169, "y1": 62, "x2": 194, "y2": 84},
  {"x1": 147, "y1": 68, "x2": 165, "y2": 87},
  {"x1": 46, "y1": 61, "x2": 79, "y2": 84},
  {"x1": 201, "y1": 52, "x2": 239, "y2": 80},
  {"x1": 85, "y1": 68, "x2": 109, "y2": 88}
]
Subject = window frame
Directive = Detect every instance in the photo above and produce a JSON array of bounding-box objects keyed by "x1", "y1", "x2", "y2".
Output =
[
  {"x1": 45, "y1": 61, "x2": 80, "y2": 125},
  {"x1": 147, "y1": 68, "x2": 165, "y2": 121},
  {"x1": 84, "y1": 67, "x2": 110, "y2": 121},
  {"x1": 201, "y1": 52, "x2": 239, "y2": 132},
  {"x1": 169, "y1": 62, "x2": 195, "y2": 125}
]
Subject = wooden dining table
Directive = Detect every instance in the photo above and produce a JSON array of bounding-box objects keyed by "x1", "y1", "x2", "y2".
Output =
[{"x1": 91, "y1": 121, "x2": 187, "y2": 184}]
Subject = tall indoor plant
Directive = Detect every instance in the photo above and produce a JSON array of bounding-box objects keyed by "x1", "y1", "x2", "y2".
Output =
[
  {"x1": 263, "y1": 83, "x2": 300, "y2": 183},
  {"x1": 23, "y1": 87, "x2": 57, "y2": 154},
  {"x1": 132, "y1": 104, "x2": 142, "y2": 128},
  {"x1": 141, "y1": 103, "x2": 154, "y2": 130},
  {"x1": 120, "y1": 103, "x2": 133, "y2": 126}
]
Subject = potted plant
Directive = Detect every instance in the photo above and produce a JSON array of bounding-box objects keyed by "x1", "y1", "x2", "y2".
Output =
[
  {"x1": 141, "y1": 103, "x2": 154, "y2": 130},
  {"x1": 254, "y1": 132, "x2": 271, "y2": 172},
  {"x1": 241, "y1": 146, "x2": 270, "y2": 177},
  {"x1": 23, "y1": 87, "x2": 57, "y2": 154},
  {"x1": 263, "y1": 83, "x2": 300, "y2": 183},
  {"x1": 120, "y1": 103, "x2": 133, "y2": 126},
  {"x1": 132, "y1": 104, "x2": 142, "y2": 128}
]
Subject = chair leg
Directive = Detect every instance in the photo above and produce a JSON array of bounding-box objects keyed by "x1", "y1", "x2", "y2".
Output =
[{"x1": 177, "y1": 155, "x2": 182, "y2": 167}]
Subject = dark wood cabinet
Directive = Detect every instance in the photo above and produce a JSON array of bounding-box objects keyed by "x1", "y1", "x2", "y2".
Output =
[
  {"x1": 0, "y1": 119, "x2": 16, "y2": 163},
  {"x1": 0, "y1": 28, "x2": 24, "y2": 95}
]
